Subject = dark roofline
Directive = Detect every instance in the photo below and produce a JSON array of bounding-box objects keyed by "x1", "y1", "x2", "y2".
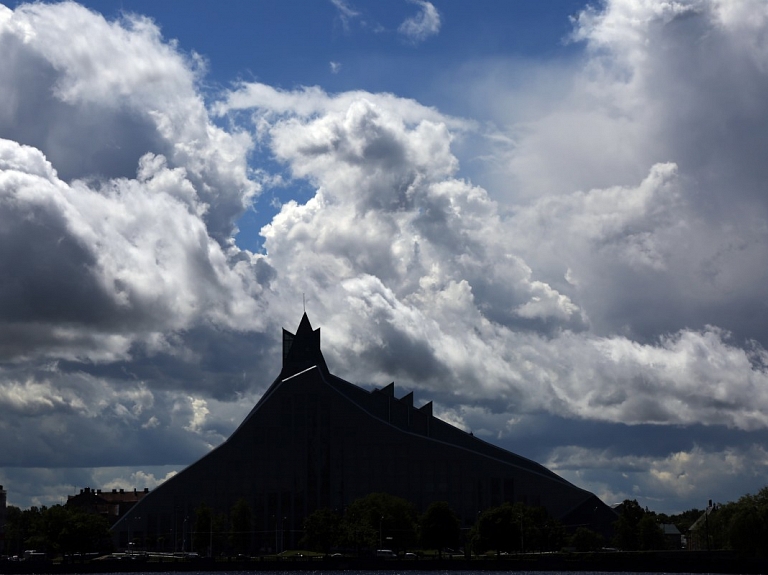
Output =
[
  {"x1": 319, "y1": 369, "x2": 580, "y2": 488},
  {"x1": 114, "y1": 316, "x2": 591, "y2": 531},
  {"x1": 241, "y1": 362, "x2": 583, "y2": 490}
]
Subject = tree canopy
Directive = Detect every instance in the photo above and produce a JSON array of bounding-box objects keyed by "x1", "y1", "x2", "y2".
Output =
[
  {"x1": 419, "y1": 501, "x2": 460, "y2": 557},
  {"x1": 341, "y1": 492, "x2": 418, "y2": 551},
  {"x1": 3, "y1": 505, "x2": 112, "y2": 556},
  {"x1": 471, "y1": 501, "x2": 564, "y2": 555}
]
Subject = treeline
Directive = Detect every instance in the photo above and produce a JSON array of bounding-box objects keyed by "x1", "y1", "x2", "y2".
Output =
[
  {"x1": 683, "y1": 485, "x2": 768, "y2": 555},
  {"x1": 301, "y1": 494, "x2": 673, "y2": 556},
  {"x1": 598, "y1": 485, "x2": 768, "y2": 556},
  {"x1": 196, "y1": 485, "x2": 768, "y2": 557},
  {"x1": 185, "y1": 493, "x2": 470, "y2": 557},
  {"x1": 3, "y1": 505, "x2": 112, "y2": 557},
  {"x1": 126, "y1": 494, "x2": 588, "y2": 557},
  {"x1": 297, "y1": 493, "x2": 573, "y2": 556},
  {"x1": 6, "y1": 485, "x2": 768, "y2": 558}
]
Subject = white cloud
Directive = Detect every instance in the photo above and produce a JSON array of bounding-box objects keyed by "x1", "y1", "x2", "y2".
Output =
[
  {"x1": 0, "y1": 2, "x2": 276, "y2": 368},
  {"x1": 464, "y1": 0, "x2": 768, "y2": 350},
  {"x1": 548, "y1": 443, "x2": 768, "y2": 511},
  {"x1": 182, "y1": 397, "x2": 210, "y2": 434},
  {"x1": 0, "y1": 369, "x2": 153, "y2": 420},
  {"x1": 398, "y1": 0, "x2": 441, "y2": 43},
  {"x1": 219, "y1": 81, "x2": 768, "y2": 434},
  {"x1": 216, "y1": 82, "x2": 473, "y2": 132},
  {"x1": 5, "y1": 0, "x2": 768, "y2": 515},
  {"x1": 94, "y1": 468, "x2": 178, "y2": 493},
  {"x1": 0, "y1": 1, "x2": 257, "y2": 243},
  {"x1": 142, "y1": 416, "x2": 160, "y2": 429},
  {"x1": 0, "y1": 1, "x2": 278, "y2": 479},
  {"x1": 0, "y1": 139, "x2": 267, "y2": 363},
  {"x1": 330, "y1": 0, "x2": 360, "y2": 31}
]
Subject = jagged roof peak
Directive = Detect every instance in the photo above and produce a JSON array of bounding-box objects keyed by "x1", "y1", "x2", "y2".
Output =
[
  {"x1": 296, "y1": 312, "x2": 313, "y2": 335},
  {"x1": 281, "y1": 313, "x2": 327, "y2": 378}
]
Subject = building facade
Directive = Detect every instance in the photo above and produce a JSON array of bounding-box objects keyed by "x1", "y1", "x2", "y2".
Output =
[{"x1": 112, "y1": 314, "x2": 616, "y2": 551}]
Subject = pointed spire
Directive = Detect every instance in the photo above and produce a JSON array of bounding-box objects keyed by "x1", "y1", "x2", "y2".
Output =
[
  {"x1": 296, "y1": 312, "x2": 313, "y2": 336},
  {"x1": 281, "y1": 313, "x2": 328, "y2": 378}
]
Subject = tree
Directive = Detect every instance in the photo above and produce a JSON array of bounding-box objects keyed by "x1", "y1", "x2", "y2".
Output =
[
  {"x1": 420, "y1": 501, "x2": 460, "y2": 557},
  {"x1": 191, "y1": 503, "x2": 227, "y2": 556},
  {"x1": 471, "y1": 502, "x2": 563, "y2": 556},
  {"x1": 230, "y1": 498, "x2": 252, "y2": 555},
  {"x1": 725, "y1": 486, "x2": 768, "y2": 555},
  {"x1": 530, "y1": 506, "x2": 566, "y2": 552},
  {"x1": 729, "y1": 506, "x2": 765, "y2": 555},
  {"x1": 472, "y1": 502, "x2": 520, "y2": 556},
  {"x1": 4, "y1": 505, "x2": 112, "y2": 557},
  {"x1": 341, "y1": 493, "x2": 418, "y2": 553},
  {"x1": 301, "y1": 507, "x2": 341, "y2": 554},
  {"x1": 612, "y1": 499, "x2": 645, "y2": 550},
  {"x1": 637, "y1": 514, "x2": 665, "y2": 550},
  {"x1": 570, "y1": 526, "x2": 604, "y2": 552},
  {"x1": 4, "y1": 506, "x2": 43, "y2": 556},
  {"x1": 193, "y1": 503, "x2": 212, "y2": 555}
]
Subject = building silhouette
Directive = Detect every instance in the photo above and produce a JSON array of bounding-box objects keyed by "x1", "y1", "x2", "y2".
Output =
[
  {"x1": 112, "y1": 314, "x2": 616, "y2": 551},
  {"x1": 66, "y1": 487, "x2": 150, "y2": 526}
]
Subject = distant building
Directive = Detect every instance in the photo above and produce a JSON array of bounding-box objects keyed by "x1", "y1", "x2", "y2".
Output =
[
  {"x1": 688, "y1": 501, "x2": 718, "y2": 550},
  {"x1": 67, "y1": 487, "x2": 149, "y2": 526},
  {"x1": 661, "y1": 523, "x2": 683, "y2": 549},
  {"x1": 112, "y1": 314, "x2": 617, "y2": 551}
]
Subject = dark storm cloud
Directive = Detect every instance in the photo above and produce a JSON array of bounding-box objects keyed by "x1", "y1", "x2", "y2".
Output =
[
  {"x1": 507, "y1": 1, "x2": 768, "y2": 349},
  {"x1": 72, "y1": 327, "x2": 280, "y2": 400}
]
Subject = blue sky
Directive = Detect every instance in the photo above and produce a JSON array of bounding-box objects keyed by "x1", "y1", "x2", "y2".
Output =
[
  {"x1": 2, "y1": 0, "x2": 768, "y2": 517},
  {"x1": 67, "y1": 0, "x2": 589, "y2": 253},
  {"x1": 81, "y1": 1, "x2": 584, "y2": 87}
]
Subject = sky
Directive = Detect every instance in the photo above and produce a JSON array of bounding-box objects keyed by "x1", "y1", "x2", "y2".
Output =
[{"x1": 1, "y1": 0, "x2": 768, "y2": 516}]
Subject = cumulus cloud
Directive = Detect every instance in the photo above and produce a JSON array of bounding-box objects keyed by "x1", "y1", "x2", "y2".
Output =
[
  {"x1": 0, "y1": 2, "x2": 276, "y2": 367},
  {"x1": 491, "y1": 0, "x2": 768, "y2": 345},
  {"x1": 0, "y1": 3, "x2": 257, "y2": 244},
  {"x1": 217, "y1": 78, "x2": 768, "y2": 435},
  {"x1": 548, "y1": 443, "x2": 768, "y2": 511},
  {"x1": 5, "y1": 0, "x2": 768, "y2": 514},
  {"x1": 0, "y1": 1, "x2": 280, "y2": 493},
  {"x1": 0, "y1": 139, "x2": 266, "y2": 363},
  {"x1": 398, "y1": 0, "x2": 441, "y2": 43},
  {"x1": 207, "y1": 0, "x2": 768, "y2": 511},
  {"x1": 216, "y1": 82, "x2": 473, "y2": 132},
  {"x1": 0, "y1": 359, "x2": 266, "y2": 474}
]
